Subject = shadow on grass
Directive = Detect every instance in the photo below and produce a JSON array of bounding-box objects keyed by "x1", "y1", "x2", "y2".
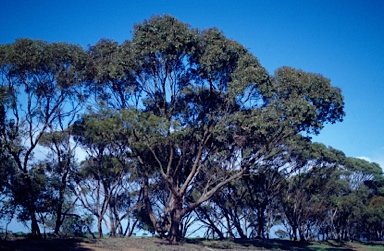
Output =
[
  {"x1": 353, "y1": 240, "x2": 384, "y2": 246},
  {"x1": 186, "y1": 238, "x2": 356, "y2": 251},
  {"x1": 0, "y1": 237, "x2": 92, "y2": 251}
]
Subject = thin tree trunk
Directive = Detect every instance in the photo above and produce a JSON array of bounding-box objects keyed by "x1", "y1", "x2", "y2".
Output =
[
  {"x1": 30, "y1": 211, "x2": 41, "y2": 238},
  {"x1": 54, "y1": 202, "x2": 63, "y2": 235},
  {"x1": 257, "y1": 211, "x2": 264, "y2": 238},
  {"x1": 292, "y1": 226, "x2": 298, "y2": 241},
  {"x1": 54, "y1": 170, "x2": 68, "y2": 235},
  {"x1": 198, "y1": 208, "x2": 225, "y2": 239},
  {"x1": 233, "y1": 217, "x2": 247, "y2": 239},
  {"x1": 25, "y1": 176, "x2": 41, "y2": 238},
  {"x1": 224, "y1": 214, "x2": 234, "y2": 240},
  {"x1": 97, "y1": 217, "x2": 103, "y2": 238},
  {"x1": 143, "y1": 175, "x2": 164, "y2": 238},
  {"x1": 299, "y1": 224, "x2": 305, "y2": 241},
  {"x1": 108, "y1": 204, "x2": 116, "y2": 237}
]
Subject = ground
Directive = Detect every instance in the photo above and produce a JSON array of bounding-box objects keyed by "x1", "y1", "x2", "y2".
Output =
[{"x1": 0, "y1": 236, "x2": 383, "y2": 251}]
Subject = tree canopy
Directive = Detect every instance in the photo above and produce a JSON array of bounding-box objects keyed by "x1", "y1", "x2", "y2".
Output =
[{"x1": 1, "y1": 15, "x2": 382, "y2": 244}]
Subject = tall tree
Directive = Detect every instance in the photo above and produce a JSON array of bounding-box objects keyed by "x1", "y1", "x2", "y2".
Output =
[
  {"x1": 0, "y1": 39, "x2": 87, "y2": 237},
  {"x1": 331, "y1": 158, "x2": 383, "y2": 240},
  {"x1": 73, "y1": 111, "x2": 141, "y2": 238},
  {"x1": 278, "y1": 139, "x2": 346, "y2": 241},
  {"x1": 38, "y1": 129, "x2": 79, "y2": 235},
  {"x1": 96, "y1": 15, "x2": 345, "y2": 243}
]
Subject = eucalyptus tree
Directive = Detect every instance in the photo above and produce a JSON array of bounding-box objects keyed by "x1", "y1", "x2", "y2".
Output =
[
  {"x1": 196, "y1": 178, "x2": 250, "y2": 239},
  {"x1": 195, "y1": 202, "x2": 227, "y2": 239},
  {"x1": 279, "y1": 140, "x2": 347, "y2": 241},
  {"x1": 243, "y1": 163, "x2": 286, "y2": 239},
  {"x1": 72, "y1": 110, "x2": 142, "y2": 238},
  {"x1": 69, "y1": 14, "x2": 345, "y2": 242},
  {"x1": 90, "y1": 15, "x2": 345, "y2": 243},
  {"x1": 122, "y1": 15, "x2": 272, "y2": 243},
  {"x1": 343, "y1": 158, "x2": 383, "y2": 191},
  {"x1": 360, "y1": 175, "x2": 384, "y2": 240},
  {"x1": 0, "y1": 135, "x2": 17, "y2": 235},
  {"x1": 0, "y1": 86, "x2": 17, "y2": 225},
  {"x1": 330, "y1": 158, "x2": 383, "y2": 240},
  {"x1": 56, "y1": 36, "x2": 139, "y2": 238},
  {"x1": 38, "y1": 130, "x2": 79, "y2": 235},
  {"x1": 0, "y1": 39, "x2": 87, "y2": 237},
  {"x1": 365, "y1": 195, "x2": 384, "y2": 240},
  {"x1": 197, "y1": 161, "x2": 285, "y2": 240}
]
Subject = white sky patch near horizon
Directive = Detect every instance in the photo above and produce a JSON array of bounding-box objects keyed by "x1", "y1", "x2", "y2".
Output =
[
  {"x1": 357, "y1": 149, "x2": 384, "y2": 172},
  {"x1": 357, "y1": 156, "x2": 372, "y2": 162}
]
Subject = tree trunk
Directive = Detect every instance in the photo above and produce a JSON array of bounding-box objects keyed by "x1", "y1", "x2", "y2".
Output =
[
  {"x1": 54, "y1": 157, "x2": 70, "y2": 235},
  {"x1": 257, "y1": 213, "x2": 264, "y2": 238},
  {"x1": 30, "y1": 211, "x2": 41, "y2": 238},
  {"x1": 108, "y1": 205, "x2": 116, "y2": 237},
  {"x1": 125, "y1": 218, "x2": 139, "y2": 237},
  {"x1": 54, "y1": 180, "x2": 66, "y2": 235},
  {"x1": 233, "y1": 218, "x2": 247, "y2": 239},
  {"x1": 54, "y1": 202, "x2": 63, "y2": 235},
  {"x1": 25, "y1": 175, "x2": 41, "y2": 238},
  {"x1": 299, "y1": 224, "x2": 305, "y2": 241},
  {"x1": 292, "y1": 226, "x2": 298, "y2": 241},
  {"x1": 142, "y1": 175, "x2": 164, "y2": 238},
  {"x1": 168, "y1": 193, "x2": 183, "y2": 243},
  {"x1": 256, "y1": 201, "x2": 268, "y2": 239},
  {"x1": 224, "y1": 214, "x2": 234, "y2": 240},
  {"x1": 97, "y1": 217, "x2": 103, "y2": 238},
  {"x1": 266, "y1": 207, "x2": 273, "y2": 240},
  {"x1": 198, "y1": 208, "x2": 225, "y2": 239},
  {"x1": 169, "y1": 208, "x2": 182, "y2": 243}
]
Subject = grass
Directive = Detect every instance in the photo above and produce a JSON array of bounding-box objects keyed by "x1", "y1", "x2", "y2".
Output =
[
  {"x1": 0, "y1": 236, "x2": 383, "y2": 250},
  {"x1": 188, "y1": 238, "x2": 384, "y2": 251}
]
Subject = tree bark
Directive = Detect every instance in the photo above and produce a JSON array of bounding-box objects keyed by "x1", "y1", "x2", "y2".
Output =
[
  {"x1": 168, "y1": 192, "x2": 184, "y2": 243},
  {"x1": 169, "y1": 207, "x2": 182, "y2": 243},
  {"x1": 54, "y1": 202, "x2": 63, "y2": 235},
  {"x1": 54, "y1": 168, "x2": 68, "y2": 235},
  {"x1": 142, "y1": 174, "x2": 164, "y2": 238},
  {"x1": 292, "y1": 225, "x2": 298, "y2": 241},
  {"x1": 299, "y1": 224, "x2": 305, "y2": 241},
  {"x1": 25, "y1": 175, "x2": 41, "y2": 238},
  {"x1": 30, "y1": 211, "x2": 41, "y2": 238},
  {"x1": 97, "y1": 217, "x2": 103, "y2": 238},
  {"x1": 257, "y1": 210, "x2": 264, "y2": 238}
]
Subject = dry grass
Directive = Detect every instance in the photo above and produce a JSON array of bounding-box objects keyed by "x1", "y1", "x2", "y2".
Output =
[{"x1": 0, "y1": 236, "x2": 383, "y2": 251}]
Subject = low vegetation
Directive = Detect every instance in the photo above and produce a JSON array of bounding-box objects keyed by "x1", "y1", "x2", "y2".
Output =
[{"x1": 0, "y1": 236, "x2": 383, "y2": 251}]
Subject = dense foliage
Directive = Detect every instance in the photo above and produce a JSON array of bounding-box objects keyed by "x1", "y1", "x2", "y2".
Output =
[{"x1": 0, "y1": 15, "x2": 383, "y2": 243}]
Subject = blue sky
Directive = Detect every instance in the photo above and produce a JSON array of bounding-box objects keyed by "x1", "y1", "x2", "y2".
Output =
[{"x1": 1, "y1": 0, "x2": 384, "y2": 168}]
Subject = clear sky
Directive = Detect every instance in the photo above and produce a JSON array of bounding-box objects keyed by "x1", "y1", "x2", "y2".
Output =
[{"x1": 1, "y1": 0, "x2": 384, "y2": 168}]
